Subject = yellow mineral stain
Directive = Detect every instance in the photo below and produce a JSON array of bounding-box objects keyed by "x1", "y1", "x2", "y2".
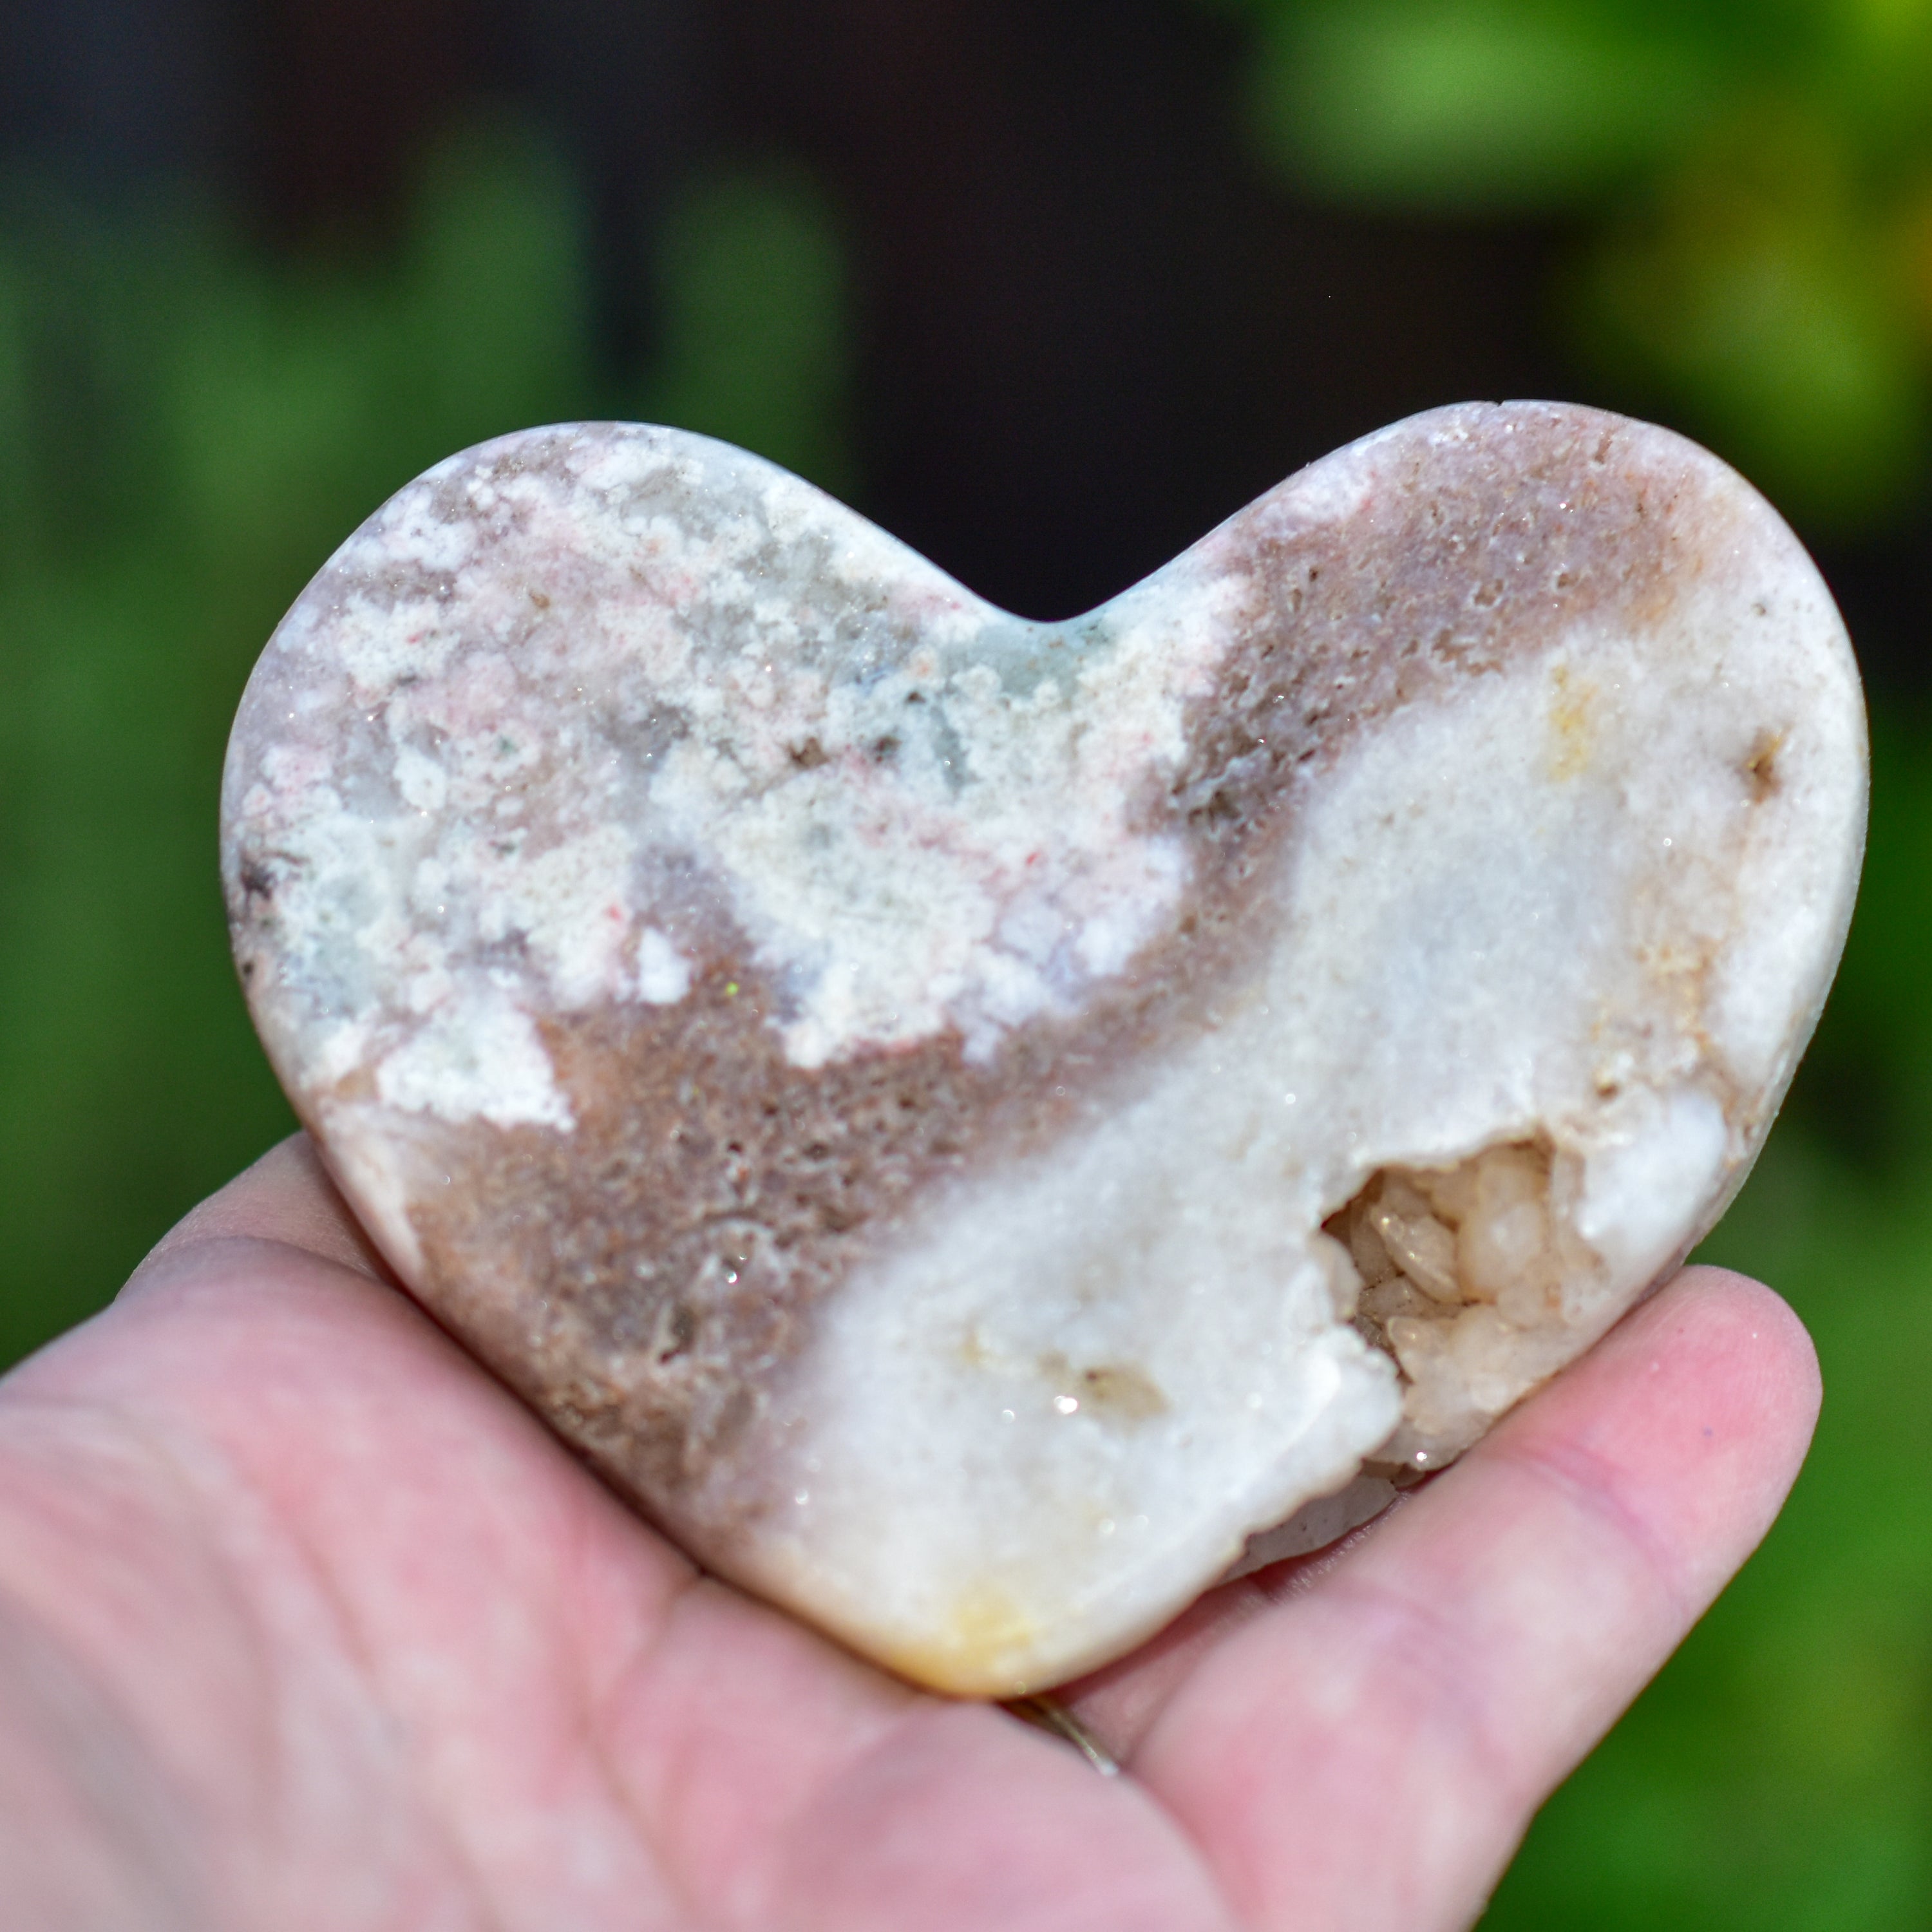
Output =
[
  {"x1": 1076, "y1": 1362, "x2": 1170, "y2": 1421},
  {"x1": 878, "y1": 1582, "x2": 1041, "y2": 1697},
  {"x1": 1546, "y1": 665, "x2": 1596, "y2": 781},
  {"x1": 1743, "y1": 728, "x2": 1786, "y2": 801}
]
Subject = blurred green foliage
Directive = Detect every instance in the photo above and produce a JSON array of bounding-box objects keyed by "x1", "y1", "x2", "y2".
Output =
[
  {"x1": 0, "y1": 119, "x2": 851, "y2": 1363},
  {"x1": 1224, "y1": 0, "x2": 1932, "y2": 524}
]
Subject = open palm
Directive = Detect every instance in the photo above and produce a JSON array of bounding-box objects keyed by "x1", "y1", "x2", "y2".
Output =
[{"x1": 0, "y1": 1136, "x2": 1817, "y2": 1931}]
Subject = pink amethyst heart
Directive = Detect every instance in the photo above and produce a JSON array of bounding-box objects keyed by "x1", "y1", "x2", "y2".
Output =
[{"x1": 222, "y1": 402, "x2": 1865, "y2": 1695}]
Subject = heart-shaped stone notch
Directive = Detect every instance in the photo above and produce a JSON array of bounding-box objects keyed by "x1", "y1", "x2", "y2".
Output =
[{"x1": 223, "y1": 403, "x2": 1864, "y2": 1696}]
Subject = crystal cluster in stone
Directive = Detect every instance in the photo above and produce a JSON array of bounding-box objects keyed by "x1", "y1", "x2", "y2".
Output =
[{"x1": 222, "y1": 403, "x2": 1866, "y2": 1696}]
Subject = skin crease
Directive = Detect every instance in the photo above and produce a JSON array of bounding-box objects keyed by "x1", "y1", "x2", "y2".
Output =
[{"x1": 0, "y1": 1136, "x2": 1819, "y2": 1932}]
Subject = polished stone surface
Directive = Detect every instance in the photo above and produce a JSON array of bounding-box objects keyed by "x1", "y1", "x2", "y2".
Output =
[{"x1": 223, "y1": 403, "x2": 1866, "y2": 1694}]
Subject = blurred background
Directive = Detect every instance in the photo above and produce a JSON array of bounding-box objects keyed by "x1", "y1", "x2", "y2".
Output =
[{"x1": 0, "y1": 0, "x2": 1927, "y2": 1919}]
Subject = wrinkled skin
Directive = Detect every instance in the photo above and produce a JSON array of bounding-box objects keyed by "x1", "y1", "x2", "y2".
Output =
[{"x1": 0, "y1": 1136, "x2": 1818, "y2": 1931}]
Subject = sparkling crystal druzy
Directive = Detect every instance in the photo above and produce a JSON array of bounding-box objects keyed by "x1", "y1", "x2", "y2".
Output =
[{"x1": 222, "y1": 404, "x2": 1866, "y2": 1696}]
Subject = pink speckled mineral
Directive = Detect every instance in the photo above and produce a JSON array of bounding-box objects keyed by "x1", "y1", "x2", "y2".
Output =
[{"x1": 222, "y1": 403, "x2": 1866, "y2": 1694}]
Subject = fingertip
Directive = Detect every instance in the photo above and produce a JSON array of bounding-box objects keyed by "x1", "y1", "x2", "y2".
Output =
[
  {"x1": 1070, "y1": 1265, "x2": 1822, "y2": 1774},
  {"x1": 134, "y1": 1133, "x2": 399, "y2": 1293},
  {"x1": 1663, "y1": 1263, "x2": 1822, "y2": 1433},
  {"x1": 1492, "y1": 1264, "x2": 1823, "y2": 1597}
]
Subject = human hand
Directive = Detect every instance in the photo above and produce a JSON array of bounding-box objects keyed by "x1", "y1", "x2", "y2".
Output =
[{"x1": 0, "y1": 1135, "x2": 1818, "y2": 1931}]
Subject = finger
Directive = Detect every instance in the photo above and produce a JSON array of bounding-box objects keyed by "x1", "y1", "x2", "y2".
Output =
[
  {"x1": 1059, "y1": 1492, "x2": 1426, "y2": 1757},
  {"x1": 135, "y1": 1132, "x2": 397, "y2": 1289},
  {"x1": 603, "y1": 1580, "x2": 1242, "y2": 1932},
  {"x1": 1113, "y1": 1267, "x2": 1820, "y2": 1932}
]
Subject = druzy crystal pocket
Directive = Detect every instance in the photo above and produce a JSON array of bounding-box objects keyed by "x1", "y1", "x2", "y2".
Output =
[{"x1": 222, "y1": 402, "x2": 1866, "y2": 1696}]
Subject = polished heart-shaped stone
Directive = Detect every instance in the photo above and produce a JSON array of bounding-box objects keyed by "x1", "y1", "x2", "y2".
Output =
[{"x1": 222, "y1": 403, "x2": 1864, "y2": 1696}]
